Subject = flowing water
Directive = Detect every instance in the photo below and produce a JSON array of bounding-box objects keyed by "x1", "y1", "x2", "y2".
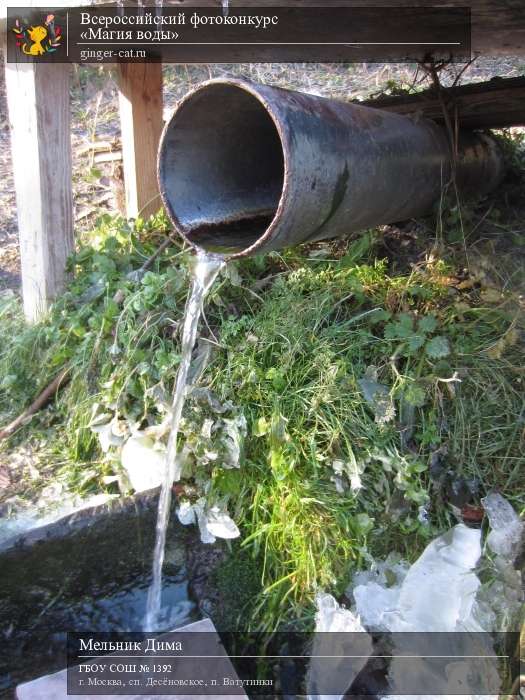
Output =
[{"x1": 145, "y1": 251, "x2": 225, "y2": 631}]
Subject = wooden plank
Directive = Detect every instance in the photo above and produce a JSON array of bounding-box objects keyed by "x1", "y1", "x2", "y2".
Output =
[
  {"x1": 157, "y1": 0, "x2": 525, "y2": 55},
  {"x1": 3, "y1": 59, "x2": 74, "y2": 322},
  {"x1": 361, "y1": 76, "x2": 525, "y2": 130},
  {"x1": 117, "y1": 62, "x2": 164, "y2": 220}
]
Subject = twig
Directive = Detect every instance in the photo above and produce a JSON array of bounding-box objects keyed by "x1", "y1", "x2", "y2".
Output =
[
  {"x1": 137, "y1": 235, "x2": 174, "y2": 273},
  {"x1": 451, "y1": 55, "x2": 478, "y2": 88},
  {"x1": 0, "y1": 367, "x2": 70, "y2": 440},
  {"x1": 112, "y1": 233, "x2": 177, "y2": 304},
  {"x1": 422, "y1": 60, "x2": 458, "y2": 165}
]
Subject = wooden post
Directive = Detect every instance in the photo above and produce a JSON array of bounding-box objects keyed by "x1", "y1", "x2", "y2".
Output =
[
  {"x1": 117, "y1": 62, "x2": 164, "y2": 220},
  {"x1": 4, "y1": 59, "x2": 74, "y2": 322}
]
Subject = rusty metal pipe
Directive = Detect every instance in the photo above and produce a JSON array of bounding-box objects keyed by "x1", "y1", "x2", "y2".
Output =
[{"x1": 158, "y1": 79, "x2": 504, "y2": 257}]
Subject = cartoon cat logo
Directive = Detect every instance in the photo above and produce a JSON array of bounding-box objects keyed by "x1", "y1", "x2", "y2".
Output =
[{"x1": 12, "y1": 14, "x2": 62, "y2": 56}]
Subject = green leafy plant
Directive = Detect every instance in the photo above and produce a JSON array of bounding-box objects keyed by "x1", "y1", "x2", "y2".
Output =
[{"x1": 1, "y1": 206, "x2": 523, "y2": 633}]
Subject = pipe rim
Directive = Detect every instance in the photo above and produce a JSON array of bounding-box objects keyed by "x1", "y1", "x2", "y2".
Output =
[{"x1": 157, "y1": 78, "x2": 291, "y2": 259}]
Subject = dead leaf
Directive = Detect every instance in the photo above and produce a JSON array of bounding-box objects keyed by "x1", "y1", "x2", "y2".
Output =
[
  {"x1": 480, "y1": 287, "x2": 502, "y2": 304},
  {"x1": 461, "y1": 504, "x2": 484, "y2": 525}
]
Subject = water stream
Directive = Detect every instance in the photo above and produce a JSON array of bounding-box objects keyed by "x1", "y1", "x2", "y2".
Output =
[{"x1": 145, "y1": 251, "x2": 225, "y2": 631}]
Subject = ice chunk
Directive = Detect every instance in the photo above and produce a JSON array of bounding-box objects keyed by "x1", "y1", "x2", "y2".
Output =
[
  {"x1": 177, "y1": 498, "x2": 240, "y2": 543},
  {"x1": 387, "y1": 524, "x2": 482, "y2": 632},
  {"x1": 177, "y1": 500, "x2": 196, "y2": 525},
  {"x1": 89, "y1": 409, "x2": 127, "y2": 453},
  {"x1": 194, "y1": 502, "x2": 217, "y2": 545},
  {"x1": 475, "y1": 494, "x2": 523, "y2": 631},
  {"x1": 314, "y1": 592, "x2": 366, "y2": 633},
  {"x1": 350, "y1": 525, "x2": 482, "y2": 632},
  {"x1": 307, "y1": 593, "x2": 372, "y2": 700},
  {"x1": 343, "y1": 523, "x2": 514, "y2": 700},
  {"x1": 205, "y1": 505, "x2": 240, "y2": 539},
  {"x1": 349, "y1": 552, "x2": 408, "y2": 591},
  {"x1": 481, "y1": 491, "x2": 523, "y2": 561},
  {"x1": 353, "y1": 581, "x2": 400, "y2": 630},
  {"x1": 120, "y1": 434, "x2": 166, "y2": 492},
  {"x1": 358, "y1": 374, "x2": 395, "y2": 425},
  {"x1": 351, "y1": 496, "x2": 523, "y2": 639},
  {"x1": 349, "y1": 554, "x2": 408, "y2": 629},
  {"x1": 221, "y1": 415, "x2": 247, "y2": 468}
]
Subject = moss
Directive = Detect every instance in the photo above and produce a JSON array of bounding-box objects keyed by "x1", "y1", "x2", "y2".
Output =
[{"x1": 211, "y1": 546, "x2": 263, "y2": 631}]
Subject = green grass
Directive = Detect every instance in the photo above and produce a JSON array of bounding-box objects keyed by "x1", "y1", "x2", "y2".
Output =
[
  {"x1": 0, "y1": 185, "x2": 523, "y2": 631},
  {"x1": 202, "y1": 247, "x2": 523, "y2": 628}
]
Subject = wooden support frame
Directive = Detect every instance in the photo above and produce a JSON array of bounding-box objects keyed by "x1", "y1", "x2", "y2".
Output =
[
  {"x1": 4, "y1": 59, "x2": 74, "y2": 322},
  {"x1": 117, "y1": 62, "x2": 164, "y2": 220}
]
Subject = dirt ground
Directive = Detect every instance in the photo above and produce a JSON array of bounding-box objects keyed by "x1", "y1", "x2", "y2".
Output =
[{"x1": 0, "y1": 56, "x2": 524, "y2": 292}]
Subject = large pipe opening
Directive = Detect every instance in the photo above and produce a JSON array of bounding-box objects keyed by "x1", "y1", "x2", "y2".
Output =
[
  {"x1": 159, "y1": 83, "x2": 285, "y2": 254},
  {"x1": 160, "y1": 80, "x2": 504, "y2": 258}
]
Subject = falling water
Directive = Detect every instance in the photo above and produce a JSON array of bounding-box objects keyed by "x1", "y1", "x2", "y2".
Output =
[
  {"x1": 221, "y1": 0, "x2": 229, "y2": 17},
  {"x1": 145, "y1": 251, "x2": 225, "y2": 631}
]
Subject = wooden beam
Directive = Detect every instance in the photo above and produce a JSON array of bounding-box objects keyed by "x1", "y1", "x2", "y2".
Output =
[
  {"x1": 4, "y1": 59, "x2": 74, "y2": 322},
  {"x1": 117, "y1": 62, "x2": 164, "y2": 220},
  {"x1": 157, "y1": 0, "x2": 525, "y2": 55},
  {"x1": 361, "y1": 76, "x2": 525, "y2": 130}
]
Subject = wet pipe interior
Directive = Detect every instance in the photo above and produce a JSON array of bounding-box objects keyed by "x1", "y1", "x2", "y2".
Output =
[{"x1": 158, "y1": 79, "x2": 505, "y2": 257}]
